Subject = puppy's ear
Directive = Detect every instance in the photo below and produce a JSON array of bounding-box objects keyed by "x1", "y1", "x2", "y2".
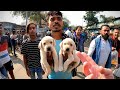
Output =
[
  {"x1": 73, "y1": 41, "x2": 76, "y2": 50},
  {"x1": 38, "y1": 41, "x2": 43, "y2": 50},
  {"x1": 60, "y1": 41, "x2": 63, "y2": 50},
  {"x1": 53, "y1": 39, "x2": 56, "y2": 46}
]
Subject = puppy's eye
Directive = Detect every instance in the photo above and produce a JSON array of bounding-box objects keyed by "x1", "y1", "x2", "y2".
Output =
[
  {"x1": 43, "y1": 43, "x2": 46, "y2": 45},
  {"x1": 70, "y1": 44, "x2": 72, "y2": 46},
  {"x1": 50, "y1": 41, "x2": 52, "y2": 44},
  {"x1": 64, "y1": 43, "x2": 66, "y2": 45}
]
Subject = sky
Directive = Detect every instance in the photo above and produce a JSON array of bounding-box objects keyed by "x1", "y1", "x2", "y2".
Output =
[{"x1": 0, "y1": 11, "x2": 120, "y2": 26}]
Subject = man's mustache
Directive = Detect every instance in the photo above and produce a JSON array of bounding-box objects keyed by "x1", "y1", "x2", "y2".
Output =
[{"x1": 53, "y1": 23, "x2": 61, "y2": 27}]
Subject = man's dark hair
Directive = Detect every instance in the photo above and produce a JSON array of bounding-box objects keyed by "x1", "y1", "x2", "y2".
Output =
[
  {"x1": 12, "y1": 29, "x2": 16, "y2": 34},
  {"x1": 75, "y1": 26, "x2": 83, "y2": 31},
  {"x1": 46, "y1": 11, "x2": 63, "y2": 20},
  {"x1": 100, "y1": 24, "x2": 110, "y2": 30},
  {"x1": 113, "y1": 27, "x2": 120, "y2": 30}
]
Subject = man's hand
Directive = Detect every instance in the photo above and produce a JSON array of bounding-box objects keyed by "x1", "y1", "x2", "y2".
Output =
[
  {"x1": 76, "y1": 51, "x2": 114, "y2": 79},
  {"x1": 83, "y1": 62, "x2": 114, "y2": 79}
]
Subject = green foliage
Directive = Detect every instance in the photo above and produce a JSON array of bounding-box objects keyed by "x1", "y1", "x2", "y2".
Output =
[
  {"x1": 100, "y1": 15, "x2": 115, "y2": 23},
  {"x1": 63, "y1": 17, "x2": 70, "y2": 30},
  {"x1": 83, "y1": 11, "x2": 102, "y2": 27},
  {"x1": 12, "y1": 11, "x2": 48, "y2": 27}
]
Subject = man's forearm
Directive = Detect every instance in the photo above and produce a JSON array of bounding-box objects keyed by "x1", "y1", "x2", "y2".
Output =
[{"x1": 23, "y1": 55, "x2": 28, "y2": 70}]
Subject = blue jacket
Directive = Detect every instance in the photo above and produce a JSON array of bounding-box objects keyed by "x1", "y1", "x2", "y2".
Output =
[
  {"x1": 92, "y1": 36, "x2": 112, "y2": 68},
  {"x1": 73, "y1": 32, "x2": 85, "y2": 52}
]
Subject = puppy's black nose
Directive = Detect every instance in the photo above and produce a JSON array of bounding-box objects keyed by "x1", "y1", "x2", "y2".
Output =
[
  {"x1": 66, "y1": 48, "x2": 69, "y2": 51},
  {"x1": 47, "y1": 47, "x2": 51, "y2": 51}
]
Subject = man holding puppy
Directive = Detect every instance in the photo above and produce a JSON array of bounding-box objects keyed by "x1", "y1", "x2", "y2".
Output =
[{"x1": 45, "y1": 11, "x2": 114, "y2": 79}]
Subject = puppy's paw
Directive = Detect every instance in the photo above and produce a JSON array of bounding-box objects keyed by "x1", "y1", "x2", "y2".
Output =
[
  {"x1": 63, "y1": 69, "x2": 67, "y2": 72},
  {"x1": 46, "y1": 68, "x2": 51, "y2": 75},
  {"x1": 63, "y1": 66, "x2": 68, "y2": 72},
  {"x1": 54, "y1": 67, "x2": 59, "y2": 72},
  {"x1": 59, "y1": 66, "x2": 63, "y2": 71}
]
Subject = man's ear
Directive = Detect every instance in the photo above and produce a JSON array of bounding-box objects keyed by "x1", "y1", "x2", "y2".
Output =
[{"x1": 38, "y1": 41, "x2": 43, "y2": 50}]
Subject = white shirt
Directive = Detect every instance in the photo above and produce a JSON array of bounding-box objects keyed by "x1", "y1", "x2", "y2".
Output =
[
  {"x1": 65, "y1": 30, "x2": 73, "y2": 38},
  {"x1": 87, "y1": 36, "x2": 111, "y2": 67},
  {"x1": 10, "y1": 34, "x2": 17, "y2": 40}
]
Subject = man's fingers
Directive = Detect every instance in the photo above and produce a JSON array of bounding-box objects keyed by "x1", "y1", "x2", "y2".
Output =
[
  {"x1": 85, "y1": 74, "x2": 94, "y2": 79},
  {"x1": 99, "y1": 66, "x2": 112, "y2": 75},
  {"x1": 83, "y1": 62, "x2": 91, "y2": 76},
  {"x1": 98, "y1": 66, "x2": 114, "y2": 79},
  {"x1": 76, "y1": 51, "x2": 87, "y2": 63}
]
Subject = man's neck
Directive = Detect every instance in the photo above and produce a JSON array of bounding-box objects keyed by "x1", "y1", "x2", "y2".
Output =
[
  {"x1": 29, "y1": 35, "x2": 37, "y2": 41},
  {"x1": 51, "y1": 31, "x2": 62, "y2": 40}
]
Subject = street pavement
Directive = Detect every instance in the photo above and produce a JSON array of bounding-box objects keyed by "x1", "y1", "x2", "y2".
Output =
[{"x1": 9, "y1": 47, "x2": 89, "y2": 79}]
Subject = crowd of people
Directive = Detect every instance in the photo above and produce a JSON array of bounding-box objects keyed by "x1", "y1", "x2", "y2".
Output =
[{"x1": 0, "y1": 11, "x2": 120, "y2": 79}]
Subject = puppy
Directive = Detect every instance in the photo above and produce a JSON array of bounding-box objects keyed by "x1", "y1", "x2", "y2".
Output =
[
  {"x1": 59, "y1": 38, "x2": 80, "y2": 72},
  {"x1": 38, "y1": 36, "x2": 59, "y2": 76}
]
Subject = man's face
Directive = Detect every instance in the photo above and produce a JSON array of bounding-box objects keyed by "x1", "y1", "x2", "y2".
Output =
[
  {"x1": 28, "y1": 24, "x2": 37, "y2": 36},
  {"x1": 47, "y1": 15, "x2": 63, "y2": 32},
  {"x1": 100, "y1": 26, "x2": 110, "y2": 40},
  {"x1": 113, "y1": 29, "x2": 119, "y2": 39},
  {"x1": 75, "y1": 27, "x2": 82, "y2": 35}
]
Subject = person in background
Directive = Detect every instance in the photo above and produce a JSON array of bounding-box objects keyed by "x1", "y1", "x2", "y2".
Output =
[
  {"x1": 87, "y1": 25, "x2": 112, "y2": 68},
  {"x1": 21, "y1": 23, "x2": 43, "y2": 79},
  {"x1": 10, "y1": 30, "x2": 17, "y2": 57},
  {"x1": 111, "y1": 28, "x2": 120, "y2": 68},
  {"x1": 73, "y1": 26, "x2": 85, "y2": 52},
  {"x1": 0, "y1": 23, "x2": 15, "y2": 79},
  {"x1": 91, "y1": 32, "x2": 97, "y2": 41},
  {"x1": 65, "y1": 26, "x2": 73, "y2": 38},
  {"x1": 81, "y1": 29, "x2": 88, "y2": 42},
  {"x1": 5, "y1": 32, "x2": 13, "y2": 54}
]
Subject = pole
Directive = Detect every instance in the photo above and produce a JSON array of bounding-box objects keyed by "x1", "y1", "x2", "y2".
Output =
[
  {"x1": 39, "y1": 11, "x2": 41, "y2": 28},
  {"x1": 26, "y1": 11, "x2": 28, "y2": 28}
]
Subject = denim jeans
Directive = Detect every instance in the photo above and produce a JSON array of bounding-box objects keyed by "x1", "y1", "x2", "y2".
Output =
[
  {"x1": 29, "y1": 67, "x2": 43, "y2": 79},
  {"x1": 0, "y1": 66, "x2": 8, "y2": 78}
]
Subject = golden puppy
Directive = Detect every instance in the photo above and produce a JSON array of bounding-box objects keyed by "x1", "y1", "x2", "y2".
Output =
[
  {"x1": 38, "y1": 36, "x2": 59, "y2": 76},
  {"x1": 59, "y1": 38, "x2": 80, "y2": 72}
]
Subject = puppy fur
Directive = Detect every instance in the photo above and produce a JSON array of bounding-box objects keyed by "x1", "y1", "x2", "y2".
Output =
[
  {"x1": 59, "y1": 38, "x2": 80, "y2": 72},
  {"x1": 38, "y1": 36, "x2": 59, "y2": 76}
]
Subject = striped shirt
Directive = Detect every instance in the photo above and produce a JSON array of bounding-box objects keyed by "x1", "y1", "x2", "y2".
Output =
[
  {"x1": 0, "y1": 35, "x2": 10, "y2": 66},
  {"x1": 21, "y1": 38, "x2": 41, "y2": 68}
]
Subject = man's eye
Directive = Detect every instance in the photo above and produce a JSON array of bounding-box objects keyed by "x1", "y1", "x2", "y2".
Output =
[
  {"x1": 57, "y1": 17, "x2": 62, "y2": 21},
  {"x1": 50, "y1": 18, "x2": 55, "y2": 22}
]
